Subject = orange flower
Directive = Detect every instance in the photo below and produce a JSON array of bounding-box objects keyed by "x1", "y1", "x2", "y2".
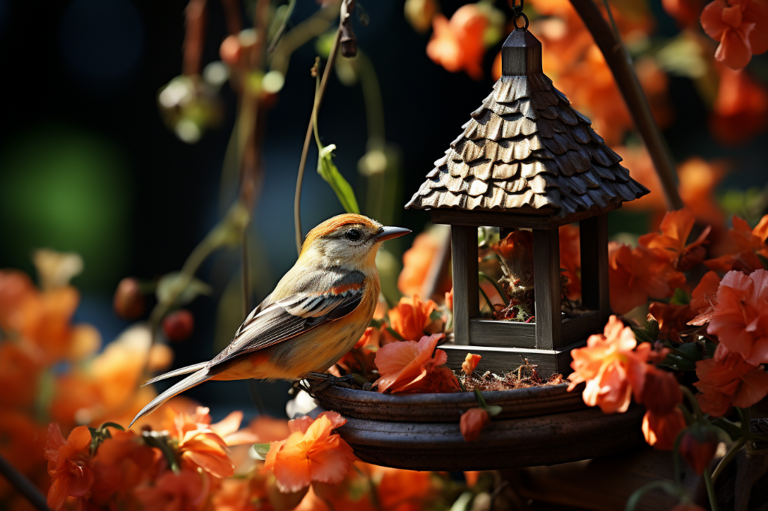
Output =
[
  {"x1": 398, "y1": 231, "x2": 450, "y2": 299},
  {"x1": 166, "y1": 407, "x2": 237, "y2": 478},
  {"x1": 701, "y1": 0, "x2": 768, "y2": 69},
  {"x1": 460, "y1": 408, "x2": 490, "y2": 442},
  {"x1": 559, "y1": 224, "x2": 581, "y2": 300},
  {"x1": 568, "y1": 316, "x2": 651, "y2": 413},
  {"x1": 663, "y1": 0, "x2": 704, "y2": 26},
  {"x1": 90, "y1": 430, "x2": 158, "y2": 506},
  {"x1": 134, "y1": 469, "x2": 207, "y2": 511},
  {"x1": 388, "y1": 295, "x2": 438, "y2": 341},
  {"x1": 45, "y1": 424, "x2": 95, "y2": 511},
  {"x1": 426, "y1": 4, "x2": 488, "y2": 80},
  {"x1": 649, "y1": 302, "x2": 697, "y2": 342},
  {"x1": 0, "y1": 343, "x2": 40, "y2": 408},
  {"x1": 639, "y1": 208, "x2": 710, "y2": 271},
  {"x1": 264, "y1": 411, "x2": 357, "y2": 493},
  {"x1": 376, "y1": 465, "x2": 434, "y2": 511},
  {"x1": 461, "y1": 353, "x2": 481, "y2": 375},
  {"x1": 705, "y1": 215, "x2": 768, "y2": 273},
  {"x1": 375, "y1": 334, "x2": 460, "y2": 394},
  {"x1": 703, "y1": 269, "x2": 768, "y2": 365},
  {"x1": 445, "y1": 288, "x2": 453, "y2": 310},
  {"x1": 710, "y1": 66, "x2": 768, "y2": 145},
  {"x1": 608, "y1": 242, "x2": 686, "y2": 314},
  {"x1": 642, "y1": 408, "x2": 687, "y2": 450},
  {"x1": 688, "y1": 271, "x2": 722, "y2": 326},
  {"x1": 694, "y1": 356, "x2": 768, "y2": 416}
]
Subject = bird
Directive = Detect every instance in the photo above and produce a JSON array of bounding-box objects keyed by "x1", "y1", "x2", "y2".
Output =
[{"x1": 130, "y1": 214, "x2": 410, "y2": 427}]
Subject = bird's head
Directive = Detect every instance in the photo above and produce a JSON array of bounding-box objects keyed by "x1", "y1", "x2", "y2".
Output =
[{"x1": 300, "y1": 214, "x2": 410, "y2": 270}]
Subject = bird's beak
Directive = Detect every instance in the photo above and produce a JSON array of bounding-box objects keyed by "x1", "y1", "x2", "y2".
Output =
[{"x1": 376, "y1": 226, "x2": 411, "y2": 242}]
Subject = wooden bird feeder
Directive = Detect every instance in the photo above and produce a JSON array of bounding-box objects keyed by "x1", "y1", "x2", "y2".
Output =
[
  {"x1": 313, "y1": 27, "x2": 650, "y2": 471},
  {"x1": 405, "y1": 28, "x2": 648, "y2": 376}
]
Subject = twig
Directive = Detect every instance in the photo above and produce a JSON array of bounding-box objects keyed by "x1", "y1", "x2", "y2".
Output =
[
  {"x1": 218, "y1": 0, "x2": 243, "y2": 35},
  {"x1": 268, "y1": 0, "x2": 297, "y2": 52},
  {"x1": 568, "y1": 0, "x2": 683, "y2": 211},
  {"x1": 0, "y1": 454, "x2": 50, "y2": 511},
  {"x1": 183, "y1": 0, "x2": 207, "y2": 76},
  {"x1": 294, "y1": 1, "x2": 349, "y2": 255}
]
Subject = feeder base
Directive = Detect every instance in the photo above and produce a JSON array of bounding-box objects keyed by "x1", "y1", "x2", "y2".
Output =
[{"x1": 441, "y1": 340, "x2": 584, "y2": 376}]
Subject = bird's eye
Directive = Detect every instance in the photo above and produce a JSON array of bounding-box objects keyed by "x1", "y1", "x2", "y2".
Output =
[{"x1": 345, "y1": 229, "x2": 363, "y2": 241}]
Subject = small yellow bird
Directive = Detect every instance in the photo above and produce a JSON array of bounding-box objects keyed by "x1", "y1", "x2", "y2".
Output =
[{"x1": 130, "y1": 214, "x2": 409, "y2": 427}]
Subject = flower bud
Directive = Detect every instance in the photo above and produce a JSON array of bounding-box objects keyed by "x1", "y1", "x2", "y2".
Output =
[
  {"x1": 638, "y1": 367, "x2": 682, "y2": 415},
  {"x1": 162, "y1": 310, "x2": 194, "y2": 342},
  {"x1": 462, "y1": 353, "x2": 481, "y2": 375},
  {"x1": 113, "y1": 278, "x2": 145, "y2": 320},
  {"x1": 642, "y1": 408, "x2": 686, "y2": 450},
  {"x1": 460, "y1": 408, "x2": 490, "y2": 442},
  {"x1": 219, "y1": 35, "x2": 242, "y2": 67},
  {"x1": 680, "y1": 426, "x2": 718, "y2": 475}
]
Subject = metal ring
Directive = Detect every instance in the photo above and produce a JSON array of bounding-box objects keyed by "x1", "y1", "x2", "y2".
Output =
[
  {"x1": 509, "y1": 0, "x2": 525, "y2": 14},
  {"x1": 513, "y1": 12, "x2": 529, "y2": 31}
]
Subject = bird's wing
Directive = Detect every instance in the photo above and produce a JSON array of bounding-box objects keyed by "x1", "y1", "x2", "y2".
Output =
[{"x1": 207, "y1": 268, "x2": 366, "y2": 369}]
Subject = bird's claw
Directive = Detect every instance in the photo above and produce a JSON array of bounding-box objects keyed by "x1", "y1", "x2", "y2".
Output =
[{"x1": 304, "y1": 372, "x2": 354, "y2": 391}]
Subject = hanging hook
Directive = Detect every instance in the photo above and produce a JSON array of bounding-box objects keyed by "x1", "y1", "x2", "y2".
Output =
[{"x1": 509, "y1": 0, "x2": 529, "y2": 31}]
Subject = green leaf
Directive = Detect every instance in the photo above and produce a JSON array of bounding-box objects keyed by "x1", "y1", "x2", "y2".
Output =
[
  {"x1": 252, "y1": 443, "x2": 272, "y2": 460},
  {"x1": 156, "y1": 272, "x2": 212, "y2": 306},
  {"x1": 704, "y1": 338, "x2": 717, "y2": 358},
  {"x1": 485, "y1": 405, "x2": 503, "y2": 417},
  {"x1": 317, "y1": 144, "x2": 360, "y2": 214},
  {"x1": 632, "y1": 326, "x2": 654, "y2": 344},
  {"x1": 99, "y1": 422, "x2": 125, "y2": 432},
  {"x1": 759, "y1": 254, "x2": 768, "y2": 271},
  {"x1": 450, "y1": 491, "x2": 473, "y2": 511},
  {"x1": 671, "y1": 288, "x2": 691, "y2": 305},
  {"x1": 659, "y1": 343, "x2": 702, "y2": 372},
  {"x1": 429, "y1": 310, "x2": 443, "y2": 322}
]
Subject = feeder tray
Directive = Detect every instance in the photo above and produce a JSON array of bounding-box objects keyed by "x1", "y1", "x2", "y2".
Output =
[{"x1": 312, "y1": 385, "x2": 645, "y2": 471}]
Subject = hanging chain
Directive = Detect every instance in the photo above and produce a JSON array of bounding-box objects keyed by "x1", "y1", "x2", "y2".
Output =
[{"x1": 509, "y1": 0, "x2": 530, "y2": 30}]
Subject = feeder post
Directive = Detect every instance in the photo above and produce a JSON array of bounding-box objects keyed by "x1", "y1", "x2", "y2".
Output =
[
  {"x1": 451, "y1": 225, "x2": 479, "y2": 345},
  {"x1": 532, "y1": 227, "x2": 562, "y2": 350}
]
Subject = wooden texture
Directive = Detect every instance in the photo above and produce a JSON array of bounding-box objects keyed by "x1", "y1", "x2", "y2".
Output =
[
  {"x1": 579, "y1": 213, "x2": 611, "y2": 324},
  {"x1": 562, "y1": 312, "x2": 602, "y2": 344},
  {"x1": 502, "y1": 29, "x2": 543, "y2": 75},
  {"x1": 441, "y1": 340, "x2": 583, "y2": 376},
  {"x1": 405, "y1": 28, "x2": 649, "y2": 217},
  {"x1": 533, "y1": 228, "x2": 562, "y2": 349},
  {"x1": 310, "y1": 404, "x2": 646, "y2": 471},
  {"x1": 312, "y1": 384, "x2": 586, "y2": 422},
  {"x1": 429, "y1": 204, "x2": 618, "y2": 229},
  {"x1": 469, "y1": 319, "x2": 536, "y2": 347},
  {"x1": 451, "y1": 225, "x2": 478, "y2": 345}
]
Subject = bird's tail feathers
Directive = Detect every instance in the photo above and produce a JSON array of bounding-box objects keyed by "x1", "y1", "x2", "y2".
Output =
[
  {"x1": 130, "y1": 368, "x2": 212, "y2": 428},
  {"x1": 142, "y1": 362, "x2": 209, "y2": 386}
]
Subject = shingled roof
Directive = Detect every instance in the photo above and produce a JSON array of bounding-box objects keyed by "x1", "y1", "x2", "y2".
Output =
[{"x1": 406, "y1": 29, "x2": 649, "y2": 217}]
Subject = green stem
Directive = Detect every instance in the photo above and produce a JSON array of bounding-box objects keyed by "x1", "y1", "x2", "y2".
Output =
[
  {"x1": 672, "y1": 428, "x2": 686, "y2": 486},
  {"x1": 680, "y1": 385, "x2": 703, "y2": 421},
  {"x1": 294, "y1": 3, "x2": 346, "y2": 255},
  {"x1": 267, "y1": 0, "x2": 297, "y2": 52},
  {"x1": 711, "y1": 437, "x2": 747, "y2": 484},
  {"x1": 703, "y1": 469, "x2": 719, "y2": 511},
  {"x1": 479, "y1": 272, "x2": 509, "y2": 306},
  {"x1": 478, "y1": 285, "x2": 493, "y2": 313}
]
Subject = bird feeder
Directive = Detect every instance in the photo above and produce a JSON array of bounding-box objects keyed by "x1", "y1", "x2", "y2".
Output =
[
  {"x1": 405, "y1": 28, "x2": 648, "y2": 376},
  {"x1": 313, "y1": 26, "x2": 650, "y2": 472}
]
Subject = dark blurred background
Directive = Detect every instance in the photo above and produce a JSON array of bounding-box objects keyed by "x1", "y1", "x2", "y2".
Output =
[{"x1": 1, "y1": 0, "x2": 767, "y2": 418}]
